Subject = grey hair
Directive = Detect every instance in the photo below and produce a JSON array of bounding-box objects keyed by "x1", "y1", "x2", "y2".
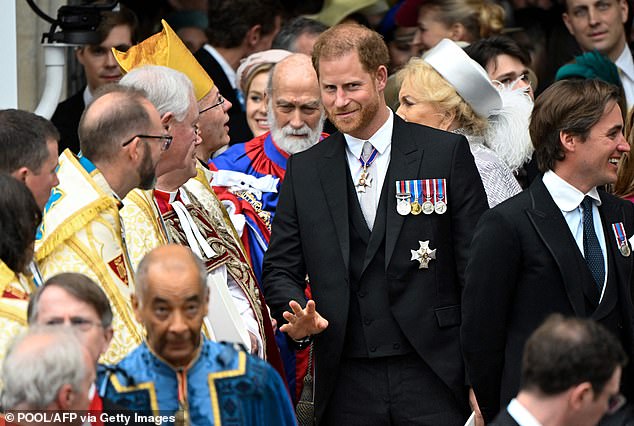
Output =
[
  {"x1": 1, "y1": 326, "x2": 86, "y2": 410},
  {"x1": 120, "y1": 65, "x2": 195, "y2": 122},
  {"x1": 134, "y1": 245, "x2": 208, "y2": 305}
]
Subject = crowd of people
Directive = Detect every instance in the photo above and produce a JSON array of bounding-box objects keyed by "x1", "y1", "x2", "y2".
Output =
[{"x1": 2, "y1": 0, "x2": 634, "y2": 425}]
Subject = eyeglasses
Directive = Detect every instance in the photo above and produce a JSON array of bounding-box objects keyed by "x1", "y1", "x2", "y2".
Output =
[
  {"x1": 45, "y1": 317, "x2": 104, "y2": 332},
  {"x1": 607, "y1": 393, "x2": 626, "y2": 415},
  {"x1": 199, "y1": 95, "x2": 225, "y2": 115},
  {"x1": 122, "y1": 134, "x2": 173, "y2": 151}
]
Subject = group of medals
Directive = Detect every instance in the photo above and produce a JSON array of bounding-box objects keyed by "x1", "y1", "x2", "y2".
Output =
[{"x1": 395, "y1": 179, "x2": 447, "y2": 216}]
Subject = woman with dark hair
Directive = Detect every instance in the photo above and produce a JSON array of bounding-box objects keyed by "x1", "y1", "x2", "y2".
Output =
[{"x1": 0, "y1": 173, "x2": 43, "y2": 364}]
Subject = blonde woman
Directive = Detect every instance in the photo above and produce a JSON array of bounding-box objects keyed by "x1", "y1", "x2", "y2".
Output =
[{"x1": 396, "y1": 39, "x2": 530, "y2": 207}]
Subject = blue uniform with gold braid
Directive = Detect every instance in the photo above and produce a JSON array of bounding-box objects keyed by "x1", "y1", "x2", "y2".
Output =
[{"x1": 98, "y1": 339, "x2": 296, "y2": 426}]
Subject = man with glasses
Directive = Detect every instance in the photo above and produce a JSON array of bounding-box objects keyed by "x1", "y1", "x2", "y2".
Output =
[
  {"x1": 34, "y1": 84, "x2": 166, "y2": 364},
  {"x1": 114, "y1": 29, "x2": 284, "y2": 376},
  {"x1": 26, "y1": 273, "x2": 130, "y2": 424},
  {"x1": 490, "y1": 315, "x2": 628, "y2": 426}
]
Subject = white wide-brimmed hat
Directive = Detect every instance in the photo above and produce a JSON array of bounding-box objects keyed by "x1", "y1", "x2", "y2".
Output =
[{"x1": 423, "y1": 39, "x2": 502, "y2": 118}]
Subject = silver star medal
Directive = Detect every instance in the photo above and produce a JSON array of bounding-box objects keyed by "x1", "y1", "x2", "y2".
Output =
[{"x1": 410, "y1": 240, "x2": 436, "y2": 269}]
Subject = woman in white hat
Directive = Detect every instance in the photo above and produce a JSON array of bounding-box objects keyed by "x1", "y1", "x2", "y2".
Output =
[{"x1": 396, "y1": 39, "x2": 531, "y2": 207}]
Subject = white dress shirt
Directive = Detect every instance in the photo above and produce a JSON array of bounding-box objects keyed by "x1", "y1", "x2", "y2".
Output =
[
  {"x1": 507, "y1": 398, "x2": 543, "y2": 426},
  {"x1": 344, "y1": 108, "x2": 394, "y2": 211},
  {"x1": 542, "y1": 171, "x2": 608, "y2": 300}
]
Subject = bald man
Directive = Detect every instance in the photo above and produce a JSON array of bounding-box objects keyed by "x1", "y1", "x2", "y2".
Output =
[
  {"x1": 210, "y1": 53, "x2": 328, "y2": 225},
  {"x1": 35, "y1": 84, "x2": 167, "y2": 364},
  {"x1": 99, "y1": 244, "x2": 296, "y2": 426}
]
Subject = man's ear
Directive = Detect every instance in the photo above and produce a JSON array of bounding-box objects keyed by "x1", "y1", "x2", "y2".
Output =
[
  {"x1": 202, "y1": 287, "x2": 210, "y2": 317},
  {"x1": 562, "y1": 12, "x2": 575, "y2": 36},
  {"x1": 56, "y1": 383, "x2": 74, "y2": 410},
  {"x1": 131, "y1": 294, "x2": 143, "y2": 324},
  {"x1": 161, "y1": 112, "x2": 175, "y2": 130},
  {"x1": 245, "y1": 25, "x2": 262, "y2": 49},
  {"x1": 569, "y1": 382, "x2": 593, "y2": 410},
  {"x1": 375, "y1": 65, "x2": 388, "y2": 92},
  {"x1": 560, "y1": 131, "x2": 577, "y2": 153},
  {"x1": 75, "y1": 47, "x2": 87, "y2": 66},
  {"x1": 102, "y1": 326, "x2": 114, "y2": 355},
  {"x1": 11, "y1": 167, "x2": 29, "y2": 183}
]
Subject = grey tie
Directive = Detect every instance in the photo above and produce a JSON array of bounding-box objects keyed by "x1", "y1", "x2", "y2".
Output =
[{"x1": 359, "y1": 141, "x2": 377, "y2": 229}]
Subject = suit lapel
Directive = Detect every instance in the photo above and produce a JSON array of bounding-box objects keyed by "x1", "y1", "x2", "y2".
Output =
[
  {"x1": 598, "y1": 193, "x2": 633, "y2": 308},
  {"x1": 526, "y1": 179, "x2": 586, "y2": 316},
  {"x1": 385, "y1": 117, "x2": 425, "y2": 269},
  {"x1": 318, "y1": 133, "x2": 351, "y2": 273}
]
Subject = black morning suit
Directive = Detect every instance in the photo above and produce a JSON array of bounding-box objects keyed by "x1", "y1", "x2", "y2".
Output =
[
  {"x1": 51, "y1": 89, "x2": 85, "y2": 154},
  {"x1": 462, "y1": 177, "x2": 634, "y2": 423},
  {"x1": 263, "y1": 115, "x2": 489, "y2": 424}
]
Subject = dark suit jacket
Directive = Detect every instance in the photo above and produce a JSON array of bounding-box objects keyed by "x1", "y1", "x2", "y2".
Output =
[
  {"x1": 262, "y1": 115, "x2": 489, "y2": 424},
  {"x1": 490, "y1": 408, "x2": 520, "y2": 426},
  {"x1": 194, "y1": 46, "x2": 253, "y2": 144},
  {"x1": 51, "y1": 89, "x2": 85, "y2": 154},
  {"x1": 462, "y1": 177, "x2": 634, "y2": 422}
]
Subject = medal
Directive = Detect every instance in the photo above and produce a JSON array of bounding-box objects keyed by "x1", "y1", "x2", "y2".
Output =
[
  {"x1": 397, "y1": 193, "x2": 412, "y2": 215},
  {"x1": 434, "y1": 179, "x2": 447, "y2": 215},
  {"x1": 356, "y1": 144, "x2": 378, "y2": 193},
  {"x1": 410, "y1": 240, "x2": 437, "y2": 269},
  {"x1": 422, "y1": 179, "x2": 434, "y2": 215},
  {"x1": 411, "y1": 180, "x2": 422, "y2": 215},
  {"x1": 396, "y1": 181, "x2": 412, "y2": 215},
  {"x1": 612, "y1": 222, "x2": 631, "y2": 257}
]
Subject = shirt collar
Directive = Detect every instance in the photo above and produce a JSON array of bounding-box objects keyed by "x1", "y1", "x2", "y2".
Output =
[
  {"x1": 542, "y1": 170, "x2": 602, "y2": 212},
  {"x1": 615, "y1": 44, "x2": 634, "y2": 80},
  {"x1": 203, "y1": 44, "x2": 237, "y2": 89},
  {"x1": 82, "y1": 86, "x2": 94, "y2": 107},
  {"x1": 344, "y1": 108, "x2": 393, "y2": 159},
  {"x1": 507, "y1": 398, "x2": 543, "y2": 426}
]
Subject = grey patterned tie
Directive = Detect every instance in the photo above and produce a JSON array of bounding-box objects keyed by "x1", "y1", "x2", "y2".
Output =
[
  {"x1": 359, "y1": 141, "x2": 377, "y2": 229},
  {"x1": 581, "y1": 196, "x2": 605, "y2": 292}
]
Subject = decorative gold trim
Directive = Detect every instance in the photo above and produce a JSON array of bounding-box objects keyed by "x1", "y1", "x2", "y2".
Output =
[
  {"x1": 207, "y1": 351, "x2": 247, "y2": 426},
  {"x1": 109, "y1": 374, "x2": 160, "y2": 413}
]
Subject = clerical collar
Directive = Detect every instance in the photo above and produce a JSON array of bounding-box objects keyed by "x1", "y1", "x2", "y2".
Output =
[
  {"x1": 344, "y1": 108, "x2": 393, "y2": 160},
  {"x1": 542, "y1": 170, "x2": 601, "y2": 212}
]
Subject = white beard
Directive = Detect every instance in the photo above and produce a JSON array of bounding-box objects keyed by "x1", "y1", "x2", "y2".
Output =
[{"x1": 268, "y1": 108, "x2": 325, "y2": 155}]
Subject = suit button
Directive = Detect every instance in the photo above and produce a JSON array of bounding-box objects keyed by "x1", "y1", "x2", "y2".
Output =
[
  {"x1": 393, "y1": 343, "x2": 400, "y2": 350},
  {"x1": 370, "y1": 346, "x2": 377, "y2": 352},
  {"x1": 364, "y1": 318, "x2": 373, "y2": 325},
  {"x1": 358, "y1": 291, "x2": 366, "y2": 298}
]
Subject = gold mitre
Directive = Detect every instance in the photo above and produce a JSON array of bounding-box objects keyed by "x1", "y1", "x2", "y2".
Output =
[{"x1": 113, "y1": 19, "x2": 214, "y2": 100}]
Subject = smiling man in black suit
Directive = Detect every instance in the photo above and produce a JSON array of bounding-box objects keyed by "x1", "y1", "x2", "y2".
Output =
[
  {"x1": 262, "y1": 24, "x2": 488, "y2": 425},
  {"x1": 463, "y1": 79, "x2": 634, "y2": 423}
]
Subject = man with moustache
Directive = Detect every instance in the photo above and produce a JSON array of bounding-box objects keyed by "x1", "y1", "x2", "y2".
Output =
[
  {"x1": 262, "y1": 24, "x2": 488, "y2": 425},
  {"x1": 35, "y1": 85, "x2": 166, "y2": 364},
  {"x1": 211, "y1": 53, "x2": 327, "y2": 226},
  {"x1": 114, "y1": 28, "x2": 283, "y2": 373}
]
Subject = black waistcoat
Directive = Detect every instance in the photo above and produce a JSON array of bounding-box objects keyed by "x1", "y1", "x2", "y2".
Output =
[{"x1": 342, "y1": 171, "x2": 413, "y2": 358}]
